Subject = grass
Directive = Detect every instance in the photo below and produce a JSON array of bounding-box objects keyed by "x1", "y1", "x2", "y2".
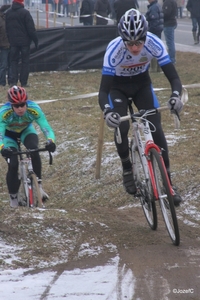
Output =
[{"x1": 0, "y1": 51, "x2": 200, "y2": 268}]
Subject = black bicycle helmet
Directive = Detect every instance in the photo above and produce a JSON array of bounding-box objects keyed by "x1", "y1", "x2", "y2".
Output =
[
  {"x1": 118, "y1": 9, "x2": 148, "y2": 41},
  {"x1": 8, "y1": 86, "x2": 28, "y2": 104}
]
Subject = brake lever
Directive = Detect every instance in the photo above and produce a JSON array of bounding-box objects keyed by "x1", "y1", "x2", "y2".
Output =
[
  {"x1": 115, "y1": 127, "x2": 122, "y2": 144},
  {"x1": 48, "y1": 151, "x2": 53, "y2": 165},
  {"x1": 171, "y1": 109, "x2": 180, "y2": 121}
]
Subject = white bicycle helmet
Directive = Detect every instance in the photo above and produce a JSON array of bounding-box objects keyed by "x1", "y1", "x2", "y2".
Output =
[{"x1": 118, "y1": 9, "x2": 148, "y2": 41}]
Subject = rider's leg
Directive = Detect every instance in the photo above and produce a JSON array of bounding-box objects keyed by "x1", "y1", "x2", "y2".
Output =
[
  {"x1": 109, "y1": 90, "x2": 136, "y2": 194},
  {"x1": 3, "y1": 133, "x2": 20, "y2": 207},
  {"x1": 23, "y1": 133, "x2": 41, "y2": 178},
  {"x1": 6, "y1": 148, "x2": 20, "y2": 208}
]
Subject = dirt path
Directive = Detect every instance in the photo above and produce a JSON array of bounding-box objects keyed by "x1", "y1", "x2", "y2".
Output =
[{"x1": 4, "y1": 204, "x2": 198, "y2": 300}]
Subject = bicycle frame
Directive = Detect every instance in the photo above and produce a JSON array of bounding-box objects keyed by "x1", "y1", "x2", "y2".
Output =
[
  {"x1": 119, "y1": 107, "x2": 173, "y2": 201},
  {"x1": 116, "y1": 105, "x2": 180, "y2": 245},
  {"x1": 12, "y1": 139, "x2": 53, "y2": 208},
  {"x1": 19, "y1": 149, "x2": 33, "y2": 206},
  {"x1": 18, "y1": 150, "x2": 36, "y2": 207}
]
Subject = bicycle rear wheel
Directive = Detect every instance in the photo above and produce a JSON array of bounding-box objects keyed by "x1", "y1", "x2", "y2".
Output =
[
  {"x1": 131, "y1": 140, "x2": 157, "y2": 230},
  {"x1": 149, "y1": 148, "x2": 180, "y2": 246},
  {"x1": 28, "y1": 173, "x2": 43, "y2": 208}
]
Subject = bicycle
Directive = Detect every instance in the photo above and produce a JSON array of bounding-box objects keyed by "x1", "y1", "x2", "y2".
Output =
[
  {"x1": 115, "y1": 103, "x2": 180, "y2": 246},
  {"x1": 11, "y1": 139, "x2": 53, "y2": 208}
]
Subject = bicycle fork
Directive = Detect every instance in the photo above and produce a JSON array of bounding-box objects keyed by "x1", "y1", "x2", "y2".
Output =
[
  {"x1": 145, "y1": 141, "x2": 173, "y2": 200},
  {"x1": 27, "y1": 175, "x2": 34, "y2": 207},
  {"x1": 20, "y1": 158, "x2": 34, "y2": 207},
  {"x1": 132, "y1": 133, "x2": 151, "y2": 197},
  {"x1": 19, "y1": 162, "x2": 29, "y2": 204},
  {"x1": 133, "y1": 122, "x2": 173, "y2": 201}
]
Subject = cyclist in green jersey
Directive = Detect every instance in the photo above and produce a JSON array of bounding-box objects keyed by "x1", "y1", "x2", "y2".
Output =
[{"x1": 0, "y1": 86, "x2": 56, "y2": 208}]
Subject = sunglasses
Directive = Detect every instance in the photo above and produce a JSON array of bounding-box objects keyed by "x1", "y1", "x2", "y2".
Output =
[
  {"x1": 12, "y1": 103, "x2": 26, "y2": 108},
  {"x1": 125, "y1": 40, "x2": 144, "y2": 47}
]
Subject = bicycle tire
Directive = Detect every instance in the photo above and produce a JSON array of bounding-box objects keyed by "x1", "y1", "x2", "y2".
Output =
[
  {"x1": 18, "y1": 164, "x2": 29, "y2": 207},
  {"x1": 28, "y1": 173, "x2": 43, "y2": 208},
  {"x1": 149, "y1": 148, "x2": 180, "y2": 246},
  {"x1": 130, "y1": 140, "x2": 157, "y2": 230}
]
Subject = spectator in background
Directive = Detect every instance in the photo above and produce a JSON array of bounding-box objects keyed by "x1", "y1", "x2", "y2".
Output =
[
  {"x1": 24, "y1": 0, "x2": 30, "y2": 7},
  {"x1": 0, "y1": 4, "x2": 11, "y2": 88},
  {"x1": 162, "y1": 0, "x2": 177, "y2": 64},
  {"x1": 76, "y1": 0, "x2": 80, "y2": 16},
  {"x1": 186, "y1": 0, "x2": 200, "y2": 44},
  {"x1": 80, "y1": 0, "x2": 94, "y2": 25},
  {"x1": 146, "y1": 0, "x2": 163, "y2": 39},
  {"x1": 5, "y1": 0, "x2": 38, "y2": 87},
  {"x1": 109, "y1": 0, "x2": 116, "y2": 21},
  {"x1": 114, "y1": 0, "x2": 139, "y2": 24},
  {"x1": 94, "y1": 0, "x2": 111, "y2": 25},
  {"x1": 63, "y1": 0, "x2": 69, "y2": 16},
  {"x1": 176, "y1": 0, "x2": 184, "y2": 18},
  {"x1": 54, "y1": 0, "x2": 62, "y2": 17},
  {"x1": 68, "y1": 0, "x2": 76, "y2": 16},
  {"x1": 50, "y1": 0, "x2": 56, "y2": 13},
  {"x1": 146, "y1": 0, "x2": 164, "y2": 72}
]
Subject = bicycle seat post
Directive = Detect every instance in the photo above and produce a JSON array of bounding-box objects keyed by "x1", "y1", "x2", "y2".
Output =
[
  {"x1": 128, "y1": 99, "x2": 134, "y2": 115},
  {"x1": 128, "y1": 101, "x2": 136, "y2": 124}
]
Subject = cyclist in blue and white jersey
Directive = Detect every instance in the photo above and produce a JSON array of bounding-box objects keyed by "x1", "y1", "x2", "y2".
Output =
[
  {"x1": 0, "y1": 86, "x2": 56, "y2": 208},
  {"x1": 98, "y1": 9, "x2": 183, "y2": 206}
]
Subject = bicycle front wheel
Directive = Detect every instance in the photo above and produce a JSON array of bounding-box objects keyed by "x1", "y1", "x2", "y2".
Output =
[
  {"x1": 18, "y1": 165, "x2": 29, "y2": 207},
  {"x1": 131, "y1": 140, "x2": 157, "y2": 230},
  {"x1": 150, "y1": 148, "x2": 180, "y2": 246},
  {"x1": 28, "y1": 173, "x2": 43, "y2": 208}
]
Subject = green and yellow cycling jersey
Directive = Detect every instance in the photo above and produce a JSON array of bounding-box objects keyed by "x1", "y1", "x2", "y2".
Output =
[{"x1": 0, "y1": 100, "x2": 55, "y2": 148}]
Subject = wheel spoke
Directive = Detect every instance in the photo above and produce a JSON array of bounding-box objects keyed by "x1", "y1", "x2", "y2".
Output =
[
  {"x1": 131, "y1": 141, "x2": 157, "y2": 230},
  {"x1": 150, "y1": 148, "x2": 180, "y2": 246}
]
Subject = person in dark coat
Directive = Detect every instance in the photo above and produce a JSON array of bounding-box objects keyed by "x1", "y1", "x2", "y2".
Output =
[
  {"x1": 162, "y1": 0, "x2": 177, "y2": 64},
  {"x1": 80, "y1": 0, "x2": 94, "y2": 25},
  {"x1": 114, "y1": 0, "x2": 139, "y2": 24},
  {"x1": 94, "y1": 0, "x2": 111, "y2": 25},
  {"x1": 109, "y1": 0, "x2": 116, "y2": 20},
  {"x1": 5, "y1": 0, "x2": 38, "y2": 87},
  {"x1": 0, "y1": 4, "x2": 11, "y2": 87},
  {"x1": 186, "y1": 0, "x2": 200, "y2": 44},
  {"x1": 146, "y1": 0, "x2": 164, "y2": 72},
  {"x1": 146, "y1": 0, "x2": 164, "y2": 39}
]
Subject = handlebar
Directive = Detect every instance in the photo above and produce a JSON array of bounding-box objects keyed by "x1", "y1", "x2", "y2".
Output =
[
  {"x1": 12, "y1": 148, "x2": 53, "y2": 165},
  {"x1": 115, "y1": 106, "x2": 170, "y2": 144},
  {"x1": 120, "y1": 106, "x2": 169, "y2": 122}
]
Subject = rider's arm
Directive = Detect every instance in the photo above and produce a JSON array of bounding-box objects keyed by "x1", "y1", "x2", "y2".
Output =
[
  {"x1": 36, "y1": 114, "x2": 55, "y2": 142},
  {"x1": 98, "y1": 74, "x2": 114, "y2": 112},
  {"x1": 162, "y1": 63, "x2": 182, "y2": 96},
  {"x1": 0, "y1": 122, "x2": 6, "y2": 149},
  {"x1": 0, "y1": 104, "x2": 11, "y2": 149},
  {"x1": 27, "y1": 101, "x2": 55, "y2": 142}
]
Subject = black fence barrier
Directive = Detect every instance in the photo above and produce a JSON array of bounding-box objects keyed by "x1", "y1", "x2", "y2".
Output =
[{"x1": 30, "y1": 25, "x2": 117, "y2": 72}]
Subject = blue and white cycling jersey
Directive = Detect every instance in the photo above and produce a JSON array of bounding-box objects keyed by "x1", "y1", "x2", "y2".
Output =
[{"x1": 102, "y1": 32, "x2": 171, "y2": 77}]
